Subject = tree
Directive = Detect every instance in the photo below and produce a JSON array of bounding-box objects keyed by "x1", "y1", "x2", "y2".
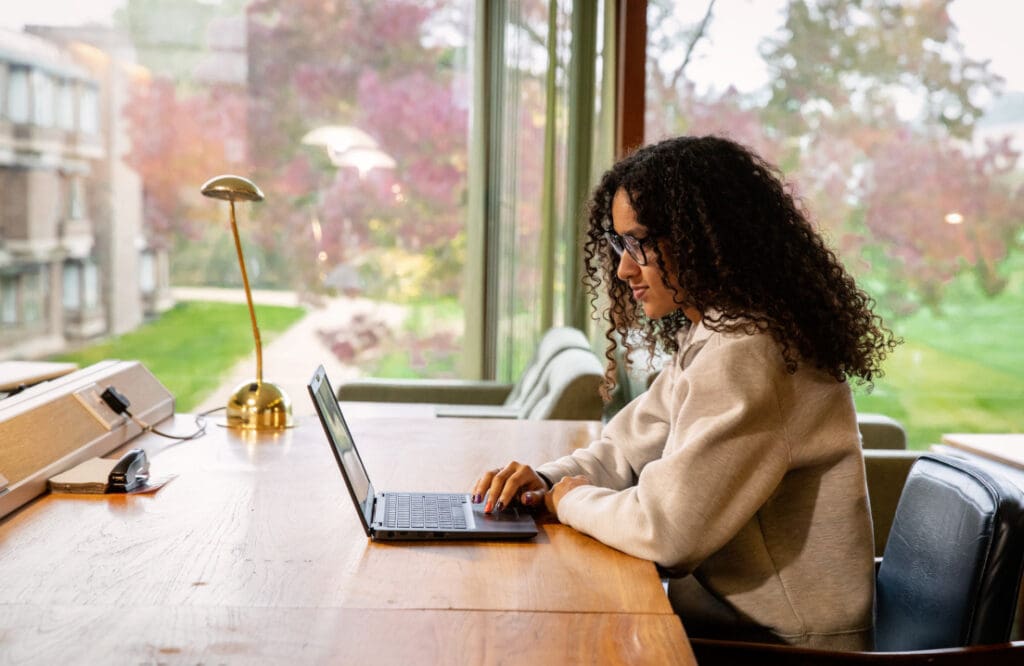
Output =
[
  {"x1": 122, "y1": 78, "x2": 249, "y2": 242},
  {"x1": 245, "y1": 0, "x2": 471, "y2": 297},
  {"x1": 761, "y1": 0, "x2": 999, "y2": 140},
  {"x1": 121, "y1": 0, "x2": 472, "y2": 296},
  {"x1": 647, "y1": 0, "x2": 1022, "y2": 312},
  {"x1": 863, "y1": 131, "x2": 1024, "y2": 304},
  {"x1": 760, "y1": 0, "x2": 1019, "y2": 309}
]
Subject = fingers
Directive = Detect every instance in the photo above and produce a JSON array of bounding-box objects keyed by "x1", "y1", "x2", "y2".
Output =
[
  {"x1": 471, "y1": 468, "x2": 499, "y2": 504},
  {"x1": 485, "y1": 460, "x2": 521, "y2": 513},
  {"x1": 472, "y1": 461, "x2": 546, "y2": 513},
  {"x1": 544, "y1": 487, "x2": 558, "y2": 514},
  {"x1": 519, "y1": 488, "x2": 546, "y2": 508}
]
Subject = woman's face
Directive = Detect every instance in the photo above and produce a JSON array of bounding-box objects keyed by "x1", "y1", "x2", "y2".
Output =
[{"x1": 611, "y1": 188, "x2": 701, "y2": 324}]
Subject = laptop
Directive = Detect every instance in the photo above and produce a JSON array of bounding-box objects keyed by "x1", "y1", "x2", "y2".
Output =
[{"x1": 308, "y1": 365, "x2": 538, "y2": 541}]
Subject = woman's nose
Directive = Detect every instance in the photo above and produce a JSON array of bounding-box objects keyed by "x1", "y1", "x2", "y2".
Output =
[{"x1": 616, "y1": 251, "x2": 639, "y2": 280}]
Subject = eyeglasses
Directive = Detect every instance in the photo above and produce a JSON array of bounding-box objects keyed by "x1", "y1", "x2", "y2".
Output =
[{"x1": 605, "y1": 231, "x2": 654, "y2": 266}]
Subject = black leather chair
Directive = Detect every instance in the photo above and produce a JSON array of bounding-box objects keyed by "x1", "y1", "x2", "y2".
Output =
[{"x1": 691, "y1": 454, "x2": 1024, "y2": 664}]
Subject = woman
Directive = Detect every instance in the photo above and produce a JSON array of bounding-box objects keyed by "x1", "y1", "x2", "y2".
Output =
[{"x1": 472, "y1": 135, "x2": 899, "y2": 649}]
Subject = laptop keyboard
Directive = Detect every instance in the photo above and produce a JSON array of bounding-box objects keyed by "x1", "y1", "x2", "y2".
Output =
[{"x1": 383, "y1": 493, "x2": 468, "y2": 530}]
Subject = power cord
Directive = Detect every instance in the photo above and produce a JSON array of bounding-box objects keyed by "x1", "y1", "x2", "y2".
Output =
[{"x1": 100, "y1": 386, "x2": 209, "y2": 441}]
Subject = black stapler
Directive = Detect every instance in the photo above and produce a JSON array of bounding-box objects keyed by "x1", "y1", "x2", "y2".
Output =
[{"x1": 106, "y1": 449, "x2": 149, "y2": 493}]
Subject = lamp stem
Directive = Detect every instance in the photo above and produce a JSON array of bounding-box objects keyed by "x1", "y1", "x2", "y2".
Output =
[{"x1": 228, "y1": 199, "x2": 263, "y2": 384}]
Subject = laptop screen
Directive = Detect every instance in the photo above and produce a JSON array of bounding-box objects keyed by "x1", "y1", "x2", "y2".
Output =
[{"x1": 309, "y1": 367, "x2": 372, "y2": 511}]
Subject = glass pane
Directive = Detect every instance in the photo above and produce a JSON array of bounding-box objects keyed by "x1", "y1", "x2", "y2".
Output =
[
  {"x1": 57, "y1": 80, "x2": 75, "y2": 130},
  {"x1": 139, "y1": 252, "x2": 155, "y2": 295},
  {"x1": 63, "y1": 261, "x2": 81, "y2": 310},
  {"x1": 32, "y1": 69, "x2": 54, "y2": 126},
  {"x1": 69, "y1": 176, "x2": 84, "y2": 219},
  {"x1": 493, "y1": 0, "x2": 568, "y2": 380},
  {"x1": 1, "y1": 276, "x2": 17, "y2": 324},
  {"x1": 491, "y1": 0, "x2": 605, "y2": 380},
  {"x1": 645, "y1": 0, "x2": 1024, "y2": 447},
  {"x1": 7, "y1": 66, "x2": 29, "y2": 123},
  {"x1": 1, "y1": 1, "x2": 475, "y2": 414},
  {"x1": 83, "y1": 261, "x2": 98, "y2": 308},
  {"x1": 78, "y1": 86, "x2": 98, "y2": 134},
  {"x1": 22, "y1": 268, "x2": 43, "y2": 323}
]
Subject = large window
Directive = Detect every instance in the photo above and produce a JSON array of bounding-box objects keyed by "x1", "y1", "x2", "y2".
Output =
[
  {"x1": 485, "y1": 0, "x2": 609, "y2": 380},
  {"x1": 644, "y1": 0, "x2": 1024, "y2": 447},
  {"x1": 2, "y1": 0, "x2": 478, "y2": 406}
]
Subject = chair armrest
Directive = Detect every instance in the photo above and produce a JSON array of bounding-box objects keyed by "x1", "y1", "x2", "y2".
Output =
[
  {"x1": 690, "y1": 638, "x2": 1024, "y2": 665},
  {"x1": 864, "y1": 449, "x2": 924, "y2": 556},
  {"x1": 335, "y1": 378, "x2": 514, "y2": 405}
]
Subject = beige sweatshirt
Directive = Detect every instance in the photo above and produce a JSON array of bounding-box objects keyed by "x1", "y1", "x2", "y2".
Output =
[{"x1": 536, "y1": 321, "x2": 875, "y2": 650}]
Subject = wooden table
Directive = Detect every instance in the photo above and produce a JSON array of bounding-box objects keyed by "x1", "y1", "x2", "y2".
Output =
[
  {"x1": 940, "y1": 433, "x2": 1024, "y2": 471},
  {"x1": 0, "y1": 410, "x2": 694, "y2": 664}
]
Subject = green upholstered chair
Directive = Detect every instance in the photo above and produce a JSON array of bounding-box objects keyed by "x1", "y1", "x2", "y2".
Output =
[
  {"x1": 512, "y1": 346, "x2": 604, "y2": 420},
  {"x1": 864, "y1": 449, "x2": 923, "y2": 556},
  {"x1": 857, "y1": 413, "x2": 916, "y2": 556},
  {"x1": 336, "y1": 326, "x2": 603, "y2": 420},
  {"x1": 858, "y1": 413, "x2": 908, "y2": 450}
]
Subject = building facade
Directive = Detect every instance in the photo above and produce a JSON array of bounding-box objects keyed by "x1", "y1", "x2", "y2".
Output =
[{"x1": 0, "y1": 28, "x2": 171, "y2": 361}]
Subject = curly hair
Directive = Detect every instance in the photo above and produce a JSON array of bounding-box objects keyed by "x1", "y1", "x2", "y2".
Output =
[{"x1": 583, "y1": 135, "x2": 900, "y2": 398}]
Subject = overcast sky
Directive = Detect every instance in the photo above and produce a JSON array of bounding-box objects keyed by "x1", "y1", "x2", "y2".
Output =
[{"x1": 1, "y1": 0, "x2": 1020, "y2": 91}]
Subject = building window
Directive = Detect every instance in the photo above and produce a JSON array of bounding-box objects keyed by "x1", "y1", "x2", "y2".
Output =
[
  {"x1": 57, "y1": 79, "x2": 76, "y2": 130},
  {"x1": 83, "y1": 261, "x2": 99, "y2": 309},
  {"x1": 79, "y1": 85, "x2": 98, "y2": 134},
  {"x1": 63, "y1": 260, "x2": 82, "y2": 310},
  {"x1": 1, "y1": 275, "x2": 17, "y2": 325},
  {"x1": 22, "y1": 267, "x2": 47, "y2": 323},
  {"x1": 8, "y1": 66, "x2": 30, "y2": 124},
  {"x1": 32, "y1": 70, "x2": 55, "y2": 127},
  {"x1": 139, "y1": 250, "x2": 156, "y2": 295},
  {"x1": 68, "y1": 177, "x2": 85, "y2": 219}
]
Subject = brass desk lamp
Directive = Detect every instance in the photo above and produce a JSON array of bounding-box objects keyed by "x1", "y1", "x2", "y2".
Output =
[{"x1": 201, "y1": 175, "x2": 293, "y2": 430}]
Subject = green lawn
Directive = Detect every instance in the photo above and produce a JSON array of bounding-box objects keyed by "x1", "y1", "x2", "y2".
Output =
[
  {"x1": 853, "y1": 263, "x2": 1024, "y2": 449},
  {"x1": 48, "y1": 301, "x2": 306, "y2": 412}
]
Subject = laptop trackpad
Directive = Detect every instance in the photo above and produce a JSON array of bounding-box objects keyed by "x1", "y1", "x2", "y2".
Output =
[{"x1": 472, "y1": 502, "x2": 528, "y2": 522}]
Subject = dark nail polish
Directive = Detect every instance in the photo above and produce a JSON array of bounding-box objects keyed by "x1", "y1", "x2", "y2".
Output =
[
  {"x1": 522, "y1": 492, "x2": 534, "y2": 505},
  {"x1": 472, "y1": 494, "x2": 481, "y2": 503},
  {"x1": 494, "y1": 501, "x2": 504, "y2": 513}
]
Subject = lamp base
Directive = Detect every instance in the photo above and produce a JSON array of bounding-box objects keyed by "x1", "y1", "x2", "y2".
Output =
[{"x1": 226, "y1": 380, "x2": 294, "y2": 430}]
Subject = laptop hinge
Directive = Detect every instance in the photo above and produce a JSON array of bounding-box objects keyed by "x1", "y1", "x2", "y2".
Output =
[{"x1": 368, "y1": 493, "x2": 383, "y2": 526}]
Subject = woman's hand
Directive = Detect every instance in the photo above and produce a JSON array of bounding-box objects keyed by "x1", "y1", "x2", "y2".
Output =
[
  {"x1": 546, "y1": 475, "x2": 590, "y2": 514},
  {"x1": 472, "y1": 463, "x2": 591, "y2": 516},
  {"x1": 472, "y1": 461, "x2": 548, "y2": 513}
]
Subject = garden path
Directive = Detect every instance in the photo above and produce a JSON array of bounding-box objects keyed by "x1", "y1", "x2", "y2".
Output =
[{"x1": 177, "y1": 287, "x2": 405, "y2": 417}]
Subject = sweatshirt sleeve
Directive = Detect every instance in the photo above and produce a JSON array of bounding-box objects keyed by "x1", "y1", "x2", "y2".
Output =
[
  {"x1": 552, "y1": 333, "x2": 793, "y2": 572},
  {"x1": 535, "y1": 361, "x2": 679, "y2": 490}
]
